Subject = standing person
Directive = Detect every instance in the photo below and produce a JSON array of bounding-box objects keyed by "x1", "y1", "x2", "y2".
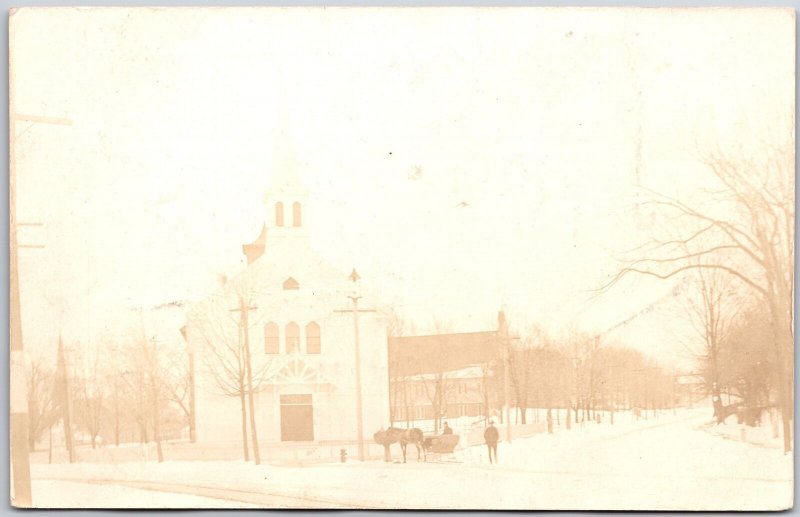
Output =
[
  {"x1": 484, "y1": 421, "x2": 499, "y2": 464},
  {"x1": 442, "y1": 422, "x2": 453, "y2": 435}
]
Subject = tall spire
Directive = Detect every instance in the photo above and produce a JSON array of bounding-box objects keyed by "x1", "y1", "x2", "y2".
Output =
[
  {"x1": 268, "y1": 81, "x2": 303, "y2": 192},
  {"x1": 260, "y1": 81, "x2": 309, "y2": 235}
]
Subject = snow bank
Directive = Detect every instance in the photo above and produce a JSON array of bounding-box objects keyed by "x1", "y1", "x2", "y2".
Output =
[{"x1": 30, "y1": 408, "x2": 792, "y2": 510}]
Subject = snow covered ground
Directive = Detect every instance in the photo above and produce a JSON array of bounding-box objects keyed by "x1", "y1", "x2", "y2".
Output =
[
  {"x1": 31, "y1": 480, "x2": 259, "y2": 509},
  {"x1": 29, "y1": 407, "x2": 792, "y2": 510}
]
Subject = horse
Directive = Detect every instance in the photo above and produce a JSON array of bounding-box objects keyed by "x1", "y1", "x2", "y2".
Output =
[{"x1": 373, "y1": 426, "x2": 427, "y2": 463}]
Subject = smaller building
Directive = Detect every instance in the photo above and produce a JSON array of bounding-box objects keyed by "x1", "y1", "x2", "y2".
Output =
[
  {"x1": 393, "y1": 365, "x2": 488, "y2": 423},
  {"x1": 388, "y1": 331, "x2": 501, "y2": 429}
]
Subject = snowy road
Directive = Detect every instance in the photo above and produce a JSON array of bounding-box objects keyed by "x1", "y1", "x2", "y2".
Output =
[
  {"x1": 32, "y1": 478, "x2": 360, "y2": 508},
  {"x1": 31, "y1": 479, "x2": 259, "y2": 508},
  {"x1": 30, "y1": 409, "x2": 792, "y2": 510}
]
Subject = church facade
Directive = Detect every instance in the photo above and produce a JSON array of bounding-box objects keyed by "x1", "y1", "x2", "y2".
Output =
[{"x1": 184, "y1": 128, "x2": 390, "y2": 458}]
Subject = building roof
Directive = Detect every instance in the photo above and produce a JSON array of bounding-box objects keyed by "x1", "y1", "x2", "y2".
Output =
[
  {"x1": 397, "y1": 364, "x2": 487, "y2": 382},
  {"x1": 389, "y1": 331, "x2": 500, "y2": 377}
]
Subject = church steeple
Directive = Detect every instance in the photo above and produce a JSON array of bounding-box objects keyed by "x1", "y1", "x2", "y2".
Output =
[
  {"x1": 264, "y1": 100, "x2": 309, "y2": 231},
  {"x1": 268, "y1": 98, "x2": 301, "y2": 193},
  {"x1": 244, "y1": 99, "x2": 310, "y2": 265}
]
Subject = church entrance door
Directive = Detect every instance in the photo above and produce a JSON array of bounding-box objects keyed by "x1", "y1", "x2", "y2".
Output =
[{"x1": 280, "y1": 394, "x2": 314, "y2": 441}]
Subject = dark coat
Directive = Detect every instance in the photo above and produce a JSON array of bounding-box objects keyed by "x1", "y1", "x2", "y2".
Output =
[
  {"x1": 442, "y1": 425, "x2": 453, "y2": 435},
  {"x1": 484, "y1": 425, "x2": 499, "y2": 444}
]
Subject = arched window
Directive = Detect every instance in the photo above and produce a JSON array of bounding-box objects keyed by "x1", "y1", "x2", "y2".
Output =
[
  {"x1": 292, "y1": 202, "x2": 302, "y2": 227},
  {"x1": 286, "y1": 322, "x2": 300, "y2": 354},
  {"x1": 306, "y1": 322, "x2": 321, "y2": 354},
  {"x1": 264, "y1": 322, "x2": 279, "y2": 354},
  {"x1": 283, "y1": 277, "x2": 299, "y2": 290},
  {"x1": 275, "y1": 202, "x2": 285, "y2": 227}
]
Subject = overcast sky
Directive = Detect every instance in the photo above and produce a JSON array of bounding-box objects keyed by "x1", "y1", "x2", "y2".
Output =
[{"x1": 11, "y1": 7, "x2": 794, "y2": 368}]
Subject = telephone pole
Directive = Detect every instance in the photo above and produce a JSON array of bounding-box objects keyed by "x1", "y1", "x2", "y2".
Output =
[
  {"x1": 55, "y1": 334, "x2": 75, "y2": 463},
  {"x1": 231, "y1": 296, "x2": 260, "y2": 464},
  {"x1": 10, "y1": 92, "x2": 70, "y2": 506},
  {"x1": 335, "y1": 269, "x2": 375, "y2": 461}
]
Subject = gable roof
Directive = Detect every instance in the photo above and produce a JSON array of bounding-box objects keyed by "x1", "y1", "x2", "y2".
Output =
[{"x1": 388, "y1": 331, "x2": 500, "y2": 377}]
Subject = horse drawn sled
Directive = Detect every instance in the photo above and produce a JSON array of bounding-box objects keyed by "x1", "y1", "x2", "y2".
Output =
[
  {"x1": 423, "y1": 433, "x2": 460, "y2": 462},
  {"x1": 374, "y1": 427, "x2": 460, "y2": 463}
]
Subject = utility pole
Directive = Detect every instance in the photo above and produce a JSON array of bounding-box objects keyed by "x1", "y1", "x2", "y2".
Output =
[
  {"x1": 10, "y1": 45, "x2": 72, "y2": 502},
  {"x1": 335, "y1": 269, "x2": 376, "y2": 461},
  {"x1": 231, "y1": 296, "x2": 260, "y2": 464},
  {"x1": 55, "y1": 334, "x2": 75, "y2": 463}
]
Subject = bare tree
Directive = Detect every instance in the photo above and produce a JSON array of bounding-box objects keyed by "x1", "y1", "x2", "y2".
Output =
[
  {"x1": 193, "y1": 283, "x2": 275, "y2": 463},
  {"x1": 196, "y1": 301, "x2": 251, "y2": 461},
  {"x1": 73, "y1": 349, "x2": 105, "y2": 449},
  {"x1": 118, "y1": 343, "x2": 151, "y2": 446},
  {"x1": 719, "y1": 303, "x2": 776, "y2": 412},
  {"x1": 234, "y1": 291, "x2": 261, "y2": 465},
  {"x1": 385, "y1": 307, "x2": 408, "y2": 427},
  {"x1": 420, "y1": 365, "x2": 451, "y2": 433},
  {"x1": 420, "y1": 318, "x2": 454, "y2": 433},
  {"x1": 508, "y1": 325, "x2": 547, "y2": 424},
  {"x1": 26, "y1": 357, "x2": 57, "y2": 451},
  {"x1": 101, "y1": 315, "x2": 180, "y2": 462},
  {"x1": 683, "y1": 267, "x2": 741, "y2": 422},
  {"x1": 105, "y1": 368, "x2": 124, "y2": 447},
  {"x1": 602, "y1": 135, "x2": 793, "y2": 452},
  {"x1": 133, "y1": 316, "x2": 167, "y2": 463},
  {"x1": 161, "y1": 345, "x2": 193, "y2": 441},
  {"x1": 508, "y1": 345, "x2": 532, "y2": 424},
  {"x1": 478, "y1": 362, "x2": 495, "y2": 425},
  {"x1": 562, "y1": 329, "x2": 594, "y2": 425}
]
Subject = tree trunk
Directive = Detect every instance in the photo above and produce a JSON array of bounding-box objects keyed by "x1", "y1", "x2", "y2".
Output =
[
  {"x1": 774, "y1": 352, "x2": 792, "y2": 453},
  {"x1": 239, "y1": 389, "x2": 249, "y2": 461},
  {"x1": 767, "y1": 292, "x2": 792, "y2": 453},
  {"x1": 242, "y1": 309, "x2": 261, "y2": 465},
  {"x1": 152, "y1": 386, "x2": 164, "y2": 463}
]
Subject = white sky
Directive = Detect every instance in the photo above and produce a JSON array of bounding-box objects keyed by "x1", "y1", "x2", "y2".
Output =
[{"x1": 11, "y1": 7, "x2": 794, "y2": 368}]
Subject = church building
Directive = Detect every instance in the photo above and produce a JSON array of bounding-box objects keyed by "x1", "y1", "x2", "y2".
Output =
[{"x1": 184, "y1": 122, "x2": 390, "y2": 460}]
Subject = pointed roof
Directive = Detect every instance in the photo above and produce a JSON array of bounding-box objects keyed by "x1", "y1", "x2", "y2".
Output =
[{"x1": 266, "y1": 98, "x2": 308, "y2": 198}]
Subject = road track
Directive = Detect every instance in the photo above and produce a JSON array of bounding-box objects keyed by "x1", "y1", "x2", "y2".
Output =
[{"x1": 34, "y1": 476, "x2": 374, "y2": 509}]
